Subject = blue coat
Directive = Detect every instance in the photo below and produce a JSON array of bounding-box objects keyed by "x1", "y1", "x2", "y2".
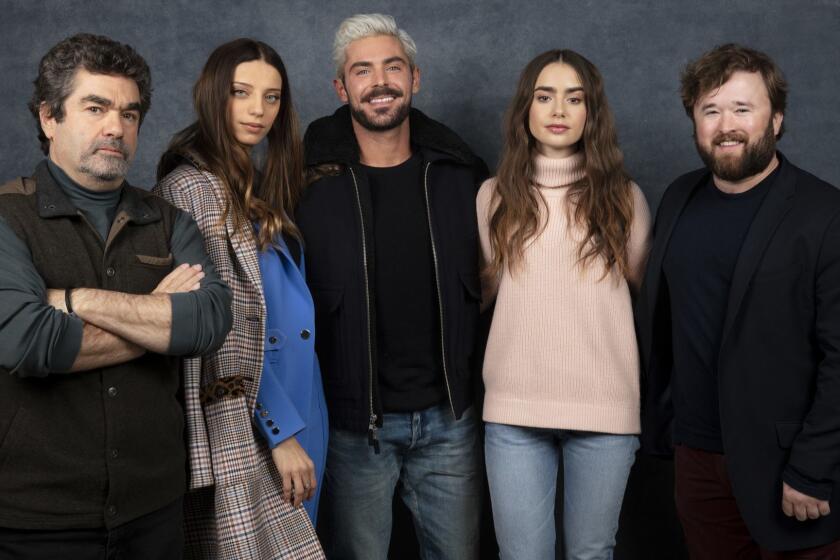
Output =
[{"x1": 253, "y1": 235, "x2": 328, "y2": 523}]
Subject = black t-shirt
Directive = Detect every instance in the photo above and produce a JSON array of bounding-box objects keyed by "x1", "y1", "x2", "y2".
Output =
[
  {"x1": 663, "y1": 168, "x2": 778, "y2": 452},
  {"x1": 361, "y1": 152, "x2": 445, "y2": 412}
]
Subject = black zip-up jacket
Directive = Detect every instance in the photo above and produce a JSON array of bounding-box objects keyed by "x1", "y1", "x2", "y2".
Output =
[{"x1": 297, "y1": 106, "x2": 488, "y2": 439}]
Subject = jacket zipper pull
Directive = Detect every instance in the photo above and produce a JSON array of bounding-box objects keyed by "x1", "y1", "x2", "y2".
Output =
[{"x1": 367, "y1": 414, "x2": 380, "y2": 454}]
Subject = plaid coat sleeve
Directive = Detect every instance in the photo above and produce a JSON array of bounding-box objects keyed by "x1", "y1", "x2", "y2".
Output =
[{"x1": 154, "y1": 165, "x2": 324, "y2": 560}]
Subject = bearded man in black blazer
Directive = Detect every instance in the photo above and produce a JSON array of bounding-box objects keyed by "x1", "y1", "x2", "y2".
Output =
[{"x1": 637, "y1": 43, "x2": 840, "y2": 558}]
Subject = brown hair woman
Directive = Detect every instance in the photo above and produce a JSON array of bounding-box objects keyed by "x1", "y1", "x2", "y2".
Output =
[
  {"x1": 155, "y1": 39, "x2": 325, "y2": 559},
  {"x1": 477, "y1": 49, "x2": 651, "y2": 559}
]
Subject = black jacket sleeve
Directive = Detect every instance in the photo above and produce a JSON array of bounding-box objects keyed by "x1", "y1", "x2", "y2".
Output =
[{"x1": 784, "y1": 209, "x2": 840, "y2": 497}]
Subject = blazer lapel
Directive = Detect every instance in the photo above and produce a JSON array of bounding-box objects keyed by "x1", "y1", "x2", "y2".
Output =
[
  {"x1": 643, "y1": 170, "x2": 707, "y2": 323},
  {"x1": 720, "y1": 158, "x2": 797, "y2": 347},
  {"x1": 211, "y1": 183, "x2": 264, "y2": 310}
]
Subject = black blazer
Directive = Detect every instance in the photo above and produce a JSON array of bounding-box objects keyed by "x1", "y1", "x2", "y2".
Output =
[{"x1": 636, "y1": 153, "x2": 840, "y2": 551}]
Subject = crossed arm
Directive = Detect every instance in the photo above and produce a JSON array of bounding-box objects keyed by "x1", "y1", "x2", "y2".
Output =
[
  {"x1": 0, "y1": 213, "x2": 231, "y2": 376},
  {"x1": 46, "y1": 263, "x2": 205, "y2": 371}
]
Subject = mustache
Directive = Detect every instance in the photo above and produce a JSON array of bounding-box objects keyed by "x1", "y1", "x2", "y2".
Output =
[
  {"x1": 89, "y1": 139, "x2": 129, "y2": 158},
  {"x1": 712, "y1": 131, "x2": 748, "y2": 145},
  {"x1": 362, "y1": 86, "x2": 403, "y2": 103}
]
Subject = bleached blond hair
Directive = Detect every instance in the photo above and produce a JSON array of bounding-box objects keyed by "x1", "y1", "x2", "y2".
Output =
[{"x1": 332, "y1": 13, "x2": 417, "y2": 78}]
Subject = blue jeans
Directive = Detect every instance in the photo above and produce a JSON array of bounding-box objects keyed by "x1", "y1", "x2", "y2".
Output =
[
  {"x1": 318, "y1": 404, "x2": 481, "y2": 560},
  {"x1": 485, "y1": 423, "x2": 638, "y2": 560}
]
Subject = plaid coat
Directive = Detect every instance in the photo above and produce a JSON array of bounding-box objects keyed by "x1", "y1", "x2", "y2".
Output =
[{"x1": 155, "y1": 158, "x2": 324, "y2": 560}]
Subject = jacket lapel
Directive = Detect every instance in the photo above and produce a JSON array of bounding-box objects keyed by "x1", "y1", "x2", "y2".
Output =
[
  {"x1": 720, "y1": 158, "x2": 796, "y2": 347},
  {"x1": 643, "y1": 170, "x2": 707, "y2": 323},
  {"x1": 203, "y1": 177, "x2": 264, "y2": 310}
]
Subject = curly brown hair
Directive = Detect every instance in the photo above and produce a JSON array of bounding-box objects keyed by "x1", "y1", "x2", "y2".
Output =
[{"x1": 29, "y1": 33, "x2": 152, "y2": 155}]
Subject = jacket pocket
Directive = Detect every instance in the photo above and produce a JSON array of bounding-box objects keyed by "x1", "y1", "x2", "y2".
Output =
[
  {"x1": 460, "y1": 271, "x2": 481, "y2": 301},
  {"x1": 128, "y1": 253, "x2": 175, "y2": 293},
  {"x1": 775, "y1": 421, "x2": 803, "y2": 449},
  {"x1": 455, "y1": 271, "x2": 481, "y2": 369},
  {"x1": 203, "y1": 391, "x2": 259, "y2": 485},
  {"x1": 135, "y1": 252, "x2": 174, "y2": 267},
  {"x1": 310, "y1": 285, "x2": 348, "y2": 390}
]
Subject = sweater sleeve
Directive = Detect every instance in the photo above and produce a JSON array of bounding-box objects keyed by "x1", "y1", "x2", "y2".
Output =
[
  {"x1": 476, "y1": 178, "x2": 499, "y2": 309},
  {"x1": 0, "y1": 216, "x2": 83, "y2": 376},
  {"x1": 168, "y1": 210, "x2": 233, "y2": 356},
  {"x1": 625, "y1": 182, "x2": 652, "y2": 295}
]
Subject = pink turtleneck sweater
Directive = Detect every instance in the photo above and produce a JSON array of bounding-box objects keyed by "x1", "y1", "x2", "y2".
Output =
[{"x1": 476, "y1": 152, "x2": 651, "y2": 434}]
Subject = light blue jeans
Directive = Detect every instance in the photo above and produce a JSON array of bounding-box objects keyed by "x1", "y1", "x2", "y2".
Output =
[
  {"x1": 319, "y1": 404, "x2": 481, "y2": 560},
  {"x1": 485, "y1": 423, "x2": 639, "y2": 560}
]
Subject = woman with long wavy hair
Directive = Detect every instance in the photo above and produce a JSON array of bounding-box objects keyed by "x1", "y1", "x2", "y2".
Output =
[
  {"x1": 155, "y1": 39, "x2": 325, "y2": 559},
  {"x1": 477, "y1": 49, "x2": 651, "y2": 559}
]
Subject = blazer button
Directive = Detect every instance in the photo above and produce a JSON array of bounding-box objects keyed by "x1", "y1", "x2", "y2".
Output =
[
  {"x1": 300, "y1": 329, "x2": 311, "y2": 340},
  {"x1": 107, "y1": 505, "x2": 117, "y2": 516},
  {"x1": 107, "y1": 386, "x2": 118, "y2": 398},
  {"x1": 105, "y1": 267, "x2": 116, "y2": 278}
]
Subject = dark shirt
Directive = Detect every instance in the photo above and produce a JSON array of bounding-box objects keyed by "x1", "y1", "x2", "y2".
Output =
[
  {"x1": 47, "y1": 159, "x2": 120, "y2": 243},
  {"x1": 663, "y1": 168, "x2": 777, "y2": 452},
  {"x1": 361, "y1": 152, "x2": 445, "y2": 412},
  {"x1": 0, "y1": 159, "x2": 231, "y2": 375}
]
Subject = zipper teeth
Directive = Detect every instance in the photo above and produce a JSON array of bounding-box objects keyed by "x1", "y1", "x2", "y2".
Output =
[
  {"x1": 422, "y1": 162, "x2": 456, "y2": 418},
  {"x1": 349, "y1": 167, "x2": 377, "y2": 425}
]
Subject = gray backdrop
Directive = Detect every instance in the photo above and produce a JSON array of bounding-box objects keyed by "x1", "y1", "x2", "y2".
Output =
[
  {"x1": 1, "y1": 1, "x2": 838, "y2": 557},
  {"x1": 2, "y1": 0, "x2": 839, "y2": 211}
]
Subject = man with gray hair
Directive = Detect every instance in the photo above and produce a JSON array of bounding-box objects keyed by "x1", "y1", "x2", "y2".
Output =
[
  {"x1": 297, "y1": 13, "x2": 488, "y2": 559},
  {"x1": 0, "y1": 34, "x2": 231, "y2": 559}
]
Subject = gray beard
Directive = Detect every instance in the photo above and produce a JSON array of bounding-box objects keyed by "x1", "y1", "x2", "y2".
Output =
[{"x1": 79, "y1": 152, "x2": 130, "y2": 183}]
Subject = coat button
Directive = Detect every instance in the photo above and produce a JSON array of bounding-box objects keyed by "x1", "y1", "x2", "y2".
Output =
[
  {"x1": 107, "y1": 505, "x2": 117, "y2": 516},
  {"x1": 300, "y1": 329, "x2": 311, "y2": 340},
  {"x1": 269, "y1": 336, "x2": 278, "y2": 344},
  {"x1": 260, "y1": 410, "x2": 269, "y2": 418},
  {"x1": 111, "y1": 449, "x2": 119, "y2": 459},
  {"x1": 107, "y1": 386, "x2": 118, "y2": 398},
  {"x1": 105, "y1": 267, "x2": 116, "y2": 277},
  {"x1": 271, "y1": 427, "x2": 280, "y2": 435}
]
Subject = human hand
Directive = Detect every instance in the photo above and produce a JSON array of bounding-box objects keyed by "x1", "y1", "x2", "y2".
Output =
[
  {"x1": 152, "y1": 263, "x2": 204, "y2": 294},
  {"x1": 782, "y1": 482, "x2": 831, "y2": 521},
  {"x1": 270, "y1": 436, "x2": 316, "y2": 508}
]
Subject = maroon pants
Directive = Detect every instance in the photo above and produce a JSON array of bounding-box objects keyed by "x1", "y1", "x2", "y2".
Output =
[{"x1": 674, "y1": 445, "x2": 840, "y2": 559}]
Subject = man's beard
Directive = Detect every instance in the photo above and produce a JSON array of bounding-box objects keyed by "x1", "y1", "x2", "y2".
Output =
[
  {"x1": 79, "y1": 139, "x2": 131, "y2": 182},
  {"x1": 348, "y1": 85, "x2": 411, "y2": 132},
  {"x1": 696, "y1": 120, "x2": 776, "y2": 182}
]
